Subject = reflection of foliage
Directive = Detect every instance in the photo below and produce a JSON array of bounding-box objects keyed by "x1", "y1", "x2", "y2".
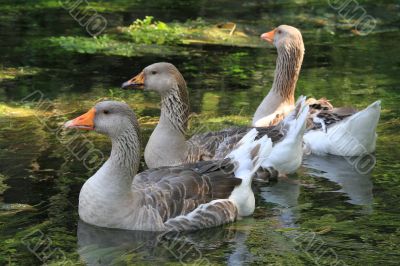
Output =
[
  {"x1": 220, "y1": 52, "x2": 251, "y2": 81},
  {"x1": 246, "y1": 229, "x2": 312, "y2": 265}
]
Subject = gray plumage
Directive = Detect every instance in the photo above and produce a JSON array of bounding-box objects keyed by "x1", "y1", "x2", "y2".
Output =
[
  {"x1": 121, "y1": 62, "x2": 287, "y2": 172},
  {"x1": 66, "y1": 101, "x2": 251, "y2": 232},
  {"x1": 132, "y1": 159, "x2": 241, "y2": 231}
]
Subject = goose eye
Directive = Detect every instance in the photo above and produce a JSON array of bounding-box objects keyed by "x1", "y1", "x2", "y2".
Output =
[
  {"x1": 151, "y1": 71, "x2": 157, "y2": 75},
  {"x1": 103, "y1": 110, "x2": 109, "y2": 114},
  {"x1": 277, "y1": 30, "x2": 282, "y2": 34}
]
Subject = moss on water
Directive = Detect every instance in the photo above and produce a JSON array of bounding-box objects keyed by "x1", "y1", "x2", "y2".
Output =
[
  {"x1": 47, "y1": 35, "x2": 193, "y2": 57},
  {"x1": 0, "y1": 67, "x2": 42, "y2": 80}
]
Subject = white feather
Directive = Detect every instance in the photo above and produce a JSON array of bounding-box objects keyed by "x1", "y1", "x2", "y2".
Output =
[
  {"x1": 227, "y1": 129, "x2": 273, "y2": 216},
  {"x1": 261, "y1": 96, "x2": 309, "y2": 175},
  {"x1": 304, "y1": 100, "x2": 381, "y2": 156}
]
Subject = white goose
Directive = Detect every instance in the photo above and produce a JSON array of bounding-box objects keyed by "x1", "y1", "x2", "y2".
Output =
[
  {"x1": 64, "y1": 101, "x2": 308, "y2": 231},
  {"x1": 122, "y1": 63, "x2": 309, "y2": 177},
  {"x1": 254, "y1": 25, "x2": 381, "y2": 156}
]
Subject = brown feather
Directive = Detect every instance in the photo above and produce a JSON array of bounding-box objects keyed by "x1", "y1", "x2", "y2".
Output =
[{"x1": 133, "y1": 159, "x2": 241, "y2": 224}]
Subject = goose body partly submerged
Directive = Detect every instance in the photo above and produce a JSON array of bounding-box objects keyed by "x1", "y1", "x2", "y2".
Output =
[
  {"x1": 65, "y1": 101, "x2": 304, "y2": 231},
  {"x1": 254, "y1": 25, "x2": 381, "y2": 156}
]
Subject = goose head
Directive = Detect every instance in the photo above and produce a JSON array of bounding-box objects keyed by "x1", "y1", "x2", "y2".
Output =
[
  {"x1": 121, "y1": 62, "x2": 187, "y2": 98},
  {"x1": 261, "y1": 25, "x2": 304, "y2": 51},
  {"x1": 65, "y1": 101, "x2": 139, "y2": 139}
]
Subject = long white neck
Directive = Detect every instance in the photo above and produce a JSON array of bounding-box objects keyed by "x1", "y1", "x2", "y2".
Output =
[
  {"x1": 79, "y1": 126, "x2": 142, "y2": 228},
  {"x1": 144, "y1": 87, "x2": 190, "y2": 168},
  {"x1": 252, "y1": 40, "x2": 304, "y2": 125}
]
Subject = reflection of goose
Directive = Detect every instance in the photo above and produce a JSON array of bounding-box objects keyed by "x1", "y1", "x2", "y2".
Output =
[
  {"x1": 303, "y1": 154, "x2": 373, "y2": 208},
  {"x1": 77, "y1": 220, "x2": 161, "y2": 265},
  {"x1": 260, "y1": 180, "x2": 300, "y2": 228},
  {"x1": 227, "y1": 230, "x2": 253, "y2": 266},
  {"x1": 260, "y1": 154, "x2": 374, "y2": 226},
  {"x1": 65, "y1": 101, "x2": 278, "y2": 231},
  {"x1": 254, "y1": 25, "x2": 381, "y2": 157},
  {"x1": 77, "y1": 220, "x2": 247, "y2": 265}
]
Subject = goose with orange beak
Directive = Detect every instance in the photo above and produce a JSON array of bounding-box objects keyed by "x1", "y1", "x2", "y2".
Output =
[
  {"x1": 64, "y1": 100, "x2": 280, "y2": 231},
  {"x1": 254, "y1": 24, "x2": 381, "y2": 156},
  {"x1": 64, "y1": 108, "x2": 95, "y2": 130},
  {"x1": 260, "y1": 28, "x2": 275, "y2": 44},
  {"x1": 120, "y1": 62, "x2": 310, "y2": 181}
]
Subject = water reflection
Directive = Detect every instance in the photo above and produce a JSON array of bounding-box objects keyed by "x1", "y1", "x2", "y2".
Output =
[
  {"x1": 1, "y1": 0, "x2": 398, "y2": 264},
  {"x1": 77, "y1": 220, "x2": 161, "y2": 265},
  {"x1": 77, "y1": 220, "x2": 253, "y2": 265},
  {"x1": 304, "y1": 154, "x2": 374, "y2": 210},
  {"x1": 260, "y1": 181, "x2": 300, "y2": 228},
  {"x1": 260, "y1": 154, "x2": 374, "y2": 227},
  {"x1": 227, "y1": 230, "x2": 253, "y2": 266}
]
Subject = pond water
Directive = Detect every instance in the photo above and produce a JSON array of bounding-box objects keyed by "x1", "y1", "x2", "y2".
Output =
[{"x1": 0, "y1": 0, "x2": 399, "y2": 265}]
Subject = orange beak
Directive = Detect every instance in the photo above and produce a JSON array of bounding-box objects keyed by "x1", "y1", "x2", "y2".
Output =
[
  {"x1": 64, "y1": 108, "x2": 96, "y2": 130},
  {"x1": 260, "y1": 29, "x2": 275, "y2": 44},
  {"x1": 121, "y1": 71, "x2": 145, "y2": 90}
]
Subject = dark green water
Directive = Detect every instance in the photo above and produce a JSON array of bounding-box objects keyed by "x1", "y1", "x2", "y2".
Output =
[{"x1": 0, "y1": 0, "x2": 399, "y2": 265}]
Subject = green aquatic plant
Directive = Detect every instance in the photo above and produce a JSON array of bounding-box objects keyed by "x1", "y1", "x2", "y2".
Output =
[
  {"x1": 125, "y1": 16, "x2": 184, "y2": 45},
  {"x1": 47, "y1": 35, "x2": 191, "y2": 57},
  {"x1": 46, "y1": 17, "x2": 259, "y2": 59},
  {"x1": 122, "y1": 16, "x2": 258, "y2": 46}
]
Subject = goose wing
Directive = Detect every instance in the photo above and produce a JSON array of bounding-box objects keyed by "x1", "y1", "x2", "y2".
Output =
[
  {"x1": 132, "y1": 159, "x2": 241, "y2": 230},
  {"x1": 185, "y1": 126, "x2": 283, "y2": 162},
  {"x1": 307, "y1": 98, "x2": 357, "y2": 131}
]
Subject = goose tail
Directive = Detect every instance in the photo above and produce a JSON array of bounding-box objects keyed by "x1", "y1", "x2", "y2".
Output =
[
  {"x1": 227, "y1": 128, "x2": 273, "y2": 216},
  {"x1": 282, "y1": 95, "x2": 309, "y2": 138},
  {"x1": 292, "y1": 96, "x2": 310, "y2": 138},
  {"x1": 261, "y1": 96, "x2": 309, "y2": 174},
  {"x1": 327, "y1": 100, "x2": 381, "y2": 156}
]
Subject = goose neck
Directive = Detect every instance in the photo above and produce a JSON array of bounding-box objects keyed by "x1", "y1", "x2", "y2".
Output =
[
  {"x1": 159, "y1": 88, "x2": 190, "y2": 135},
  {"x1": 271, "y1": 43, "x2": 304, "y2": 102},
  {"x1": 108, "y1": 126, "x2": 141, "y2": 183}
]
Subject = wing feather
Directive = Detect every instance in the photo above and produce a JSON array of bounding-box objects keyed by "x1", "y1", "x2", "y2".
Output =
[
  {"x1": 185, "y1": 126, "x2": 284, "y2": 162},
  {"x1": 132, "y1": 160, "x2": 241, "y2": 224},
  {"x1": 307, "y1": 98, "x2": 357, "y2": 131},
  {"x1": 164, "y1": 199, "x2": 237, "y2": 231}
]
